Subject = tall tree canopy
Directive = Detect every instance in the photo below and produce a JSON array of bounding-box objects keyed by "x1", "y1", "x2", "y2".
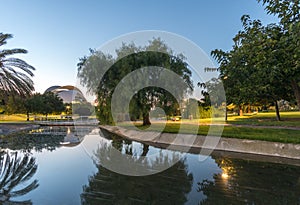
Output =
[
  {"x1": 258, "y1": 0, "x2": 300, "y2": 109},
  {"x1": 77, "y1": 39, "x2": 193, "y2": 125},
  {"x1": 212, "y1": 0, "x2": 300, "y2": 120},
  {"x1": 212, "y1": 15, "x2": 292, "y2": 120},
  {"x1": 0, "y1": 33, "x2": 35, "y2": 97}
]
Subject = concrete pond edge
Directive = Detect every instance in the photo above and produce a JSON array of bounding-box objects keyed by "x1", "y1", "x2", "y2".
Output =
[{"x1": 99, "y1": 125, "x2": 300, "y2": 161}]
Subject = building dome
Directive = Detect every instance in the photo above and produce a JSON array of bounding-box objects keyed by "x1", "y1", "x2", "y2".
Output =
[
  {"x1": 44, "y1": 85, "x2": 61, "y2": 93},
  {"x1": 44, "y1": 85, "x2": 87, "y2": 103}
]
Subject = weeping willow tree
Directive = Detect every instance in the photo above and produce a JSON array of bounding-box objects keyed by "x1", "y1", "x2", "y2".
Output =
[{"x1": 77, "y1": 39, "x2": 193, "y2": 125}]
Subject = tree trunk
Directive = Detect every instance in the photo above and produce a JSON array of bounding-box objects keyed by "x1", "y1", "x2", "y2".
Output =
[
  {"x1": 247, "y1": 105, "x2": 251, "y2": 113},
  {"x1": 275, "y1": 100, "x2": 281, "y2": 121},
  {"x1": 26, "y1": 111, "x2": 29, "y2": 121},
  {"x1": 225, "y1": 102, "x2": 228, "y2": 122},
  {"x1": 143, "y1": 113, "x2": 151, "y2": 126},
  {"x1": 141, "y1": 144, "x2": 149, "y2": 156},
  {"x1": 239, "y1": 105, "x2": 243, "y2": 116},
  {"x1": 291, "y1": 80, "x2": 300, "y2": 110}
]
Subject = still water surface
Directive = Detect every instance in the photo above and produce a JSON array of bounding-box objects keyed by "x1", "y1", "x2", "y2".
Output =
[{"x1": 1, "y1": 126, "x2": 300, "y2": 204}]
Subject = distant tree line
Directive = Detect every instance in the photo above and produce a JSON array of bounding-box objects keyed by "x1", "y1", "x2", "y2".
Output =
[{"x1": 3, "y1": 92, "x2": 65, "y2": 120}]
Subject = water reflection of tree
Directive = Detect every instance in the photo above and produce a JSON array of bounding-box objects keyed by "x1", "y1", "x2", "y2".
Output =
[
  {"x1": 81, "y1": 130, "x2": 193, "y2": 205},
  {"x1": 0, "y1": 151, "x2": 39, "y2": 204},
  {"x1": 198, "y1": 157, "x2": 300, "y2": 204},
  {"x1": 81, "y1": 160, "x2": 193, "y2": 205},
  {"x1": 100, "y1": 128, "x2": 149, "y2": 157}
]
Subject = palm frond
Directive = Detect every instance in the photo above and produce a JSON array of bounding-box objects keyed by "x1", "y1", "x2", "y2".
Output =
[{"x1": 0, "y1": 33, "x2": 35, "y2": 96}]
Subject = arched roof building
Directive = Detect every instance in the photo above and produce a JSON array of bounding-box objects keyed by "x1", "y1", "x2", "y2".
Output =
[{"x1": 44, "y1": 85, "x2": 87, "y2": 103}]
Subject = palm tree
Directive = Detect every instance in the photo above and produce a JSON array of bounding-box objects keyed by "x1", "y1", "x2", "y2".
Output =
[{"x1": 0, "y1": 33, "x2": 35, "y2": 97}]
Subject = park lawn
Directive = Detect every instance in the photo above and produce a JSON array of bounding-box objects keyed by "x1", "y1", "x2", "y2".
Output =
[
  {"x1": 166, "y1": 111, "x2": 300, "y2": 127},
  {"x1": 227, "y1": 111, "x2": 300, "y2": 127},
  {"x1": 0, "y1": 114, "x2": 65, "y2": 122},
  {"x1": 121, "y1": 121, "x2": 300, "y2": 144},
  {"x1": 0, "y1": 114, "x2": 29, "y2": 122}
]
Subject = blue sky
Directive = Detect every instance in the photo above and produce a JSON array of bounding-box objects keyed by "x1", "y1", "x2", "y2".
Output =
[{"x1": 1, "y1": 0, "x2": 278, "y2": 93}]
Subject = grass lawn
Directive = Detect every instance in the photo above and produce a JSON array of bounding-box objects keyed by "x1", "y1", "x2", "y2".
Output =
[
  {"x1": 0, "y1": 114, "x2": 65, "y2": 122},
  {"x1": 227, "y1": 111, "x2": 300, "y2": 127},
  {"x1": 120, "y1": 122, "x2": 300, "y2": 144},
  {"x1": 119, "y1": 111, "x2": 300, "y2": 144},
  {"x1": 0, "y1": 114, "x2": 30, "y2": 122}
]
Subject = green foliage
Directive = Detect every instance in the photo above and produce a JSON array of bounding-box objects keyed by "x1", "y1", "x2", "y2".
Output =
[
  {"x1": 257, "y1": 0, "x2": 300, "y2": 106},
  {"x1": 73, "y1": 102, "x2": 94, "y2": 116},
  {"x1": 211, "y1": 0, "x2": 300, "y2": 120},
  {"x1": 41, "y1": 92, "x2": 65, "y2": 116},
  {"x1": 183, "y1": 98, "x2": 200, "y2": 119},
  {"x1": 24, "y1": 93, "x2": 43, "y2": 115},
  {"x1": 5, "y1": 95, "x2": 26, "y2": 114},
  {"x1": 0, "y1": 33, "x2": 35, "y2": 96},
  {"x1": 183, "y1": 98, "x2": 224, "y2": 119},
  {"x1": 258, "y1": 0, "x2": 300, "y2": 27},
  {"x1": 24, "y1": 92, "x2": 64, "y2": 117}
]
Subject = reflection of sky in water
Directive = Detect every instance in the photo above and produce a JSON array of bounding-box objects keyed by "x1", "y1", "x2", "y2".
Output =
[
  {"x1": 185, "y1": 154, "x2": 222, "y2": 204},
  {"x1": 14, "y1": 145, "x2": 97, "y2": 204},
  {"x1": 9, "y1": 127, "x2": 300, "y2": 204},
  {"x1": 12, "y1": 129, "x2": 218, "y2": 204}
]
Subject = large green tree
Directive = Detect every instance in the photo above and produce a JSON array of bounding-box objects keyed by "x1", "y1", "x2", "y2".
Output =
[
  {"x1": 258, "y1": 0, "x2": 300, "y2": 109},
  {"x1": 78, "y1": 39, "x2": 193, "y2": 125},
  {"x1": 24, "y1": 92, "x2": 64, "y2": 120},
  {"x1": 0, "y1": 33, "x2": 35, "y2": 98},
  {"x1": 212, "y1": 0, "x2": 300, "y2": 120},
  {"x1": 5, "y1": 94, "x2": 26, "y2": 115},
  {"x1": 212, "y1": 15, "x2": 293, "y2": 120}
]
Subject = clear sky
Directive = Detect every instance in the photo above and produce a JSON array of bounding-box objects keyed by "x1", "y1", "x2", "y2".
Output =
[{"x1": 1, "y1": 0, "x2": 278, "y2": 93}]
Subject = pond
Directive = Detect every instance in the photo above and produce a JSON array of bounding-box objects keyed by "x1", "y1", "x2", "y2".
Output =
[{"x1": 0, "y1": 126, "x2": 300, "y2": 204}]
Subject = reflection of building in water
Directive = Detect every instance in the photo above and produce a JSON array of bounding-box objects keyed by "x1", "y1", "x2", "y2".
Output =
[
  {"x1": 61, "y1": 127, "x2": 81, "y2": 146},
  {"x1": 44, "y1": 85, "x2": 87, "y2": 103},
  {"x1": 29, "y1": 126, "x2": 96, "y2": 147}
]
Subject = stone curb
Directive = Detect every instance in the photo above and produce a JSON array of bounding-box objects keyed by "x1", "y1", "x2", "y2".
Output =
[
  {"x1": 0, "y1": 124, "x2": 40, "y2": 135},
  {"x1": 100, "y1": 125, "x2": 300, "y2": 160}
]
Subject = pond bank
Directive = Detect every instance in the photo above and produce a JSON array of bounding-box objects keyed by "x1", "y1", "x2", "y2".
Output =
[
  {"x1": 0, "y1": 123, "x2": 40, "y2": 135},
  {"x1": 100, "y1": 125, "x2": 300, "y2": 160}
]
